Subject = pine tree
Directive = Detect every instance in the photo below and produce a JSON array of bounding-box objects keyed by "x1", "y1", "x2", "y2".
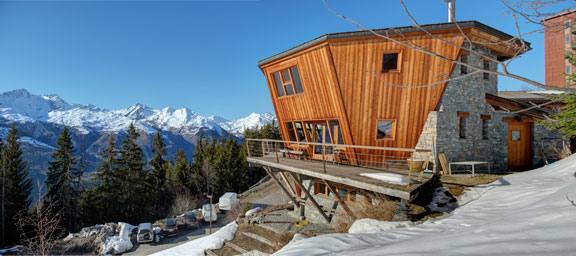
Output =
[
  {"x1": 149, "y1": 130, "x2": 168, "y2": 217},
  {"x1": 1, "y1": 123, "x2": 33, "y2": 245},
  {"x1": 45, "y1": 126, "x2": 79, "y2": 232},
  {"x1": 80, "y1": 135, "x2": 119, "y2": 225},
  {"x1": 116, "y1": 123, "x2": 150, "y2": 223},
  {"x1": 150, "y1": 130, "x2": 167, "y2": 194}
]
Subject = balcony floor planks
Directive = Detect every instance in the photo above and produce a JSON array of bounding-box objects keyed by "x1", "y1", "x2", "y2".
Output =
[{"x1": 248, "y1": 156, "x2": 432, "y2": 200}]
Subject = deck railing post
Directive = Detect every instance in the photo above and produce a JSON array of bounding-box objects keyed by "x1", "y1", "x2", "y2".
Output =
[
  {"x1": 275, "y1": 142, "x2": 280, "y2": 163},
  {"x1": 322, "y1": 145, "x2": 326, "y2": 173},
  {"x1": 261, "y1": 141, "x2": 265, "y2": 157}
]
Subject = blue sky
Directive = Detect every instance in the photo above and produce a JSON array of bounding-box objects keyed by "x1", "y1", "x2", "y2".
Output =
[{"x1": 0, "y1": 0, "x2": 565, "y2": 119}]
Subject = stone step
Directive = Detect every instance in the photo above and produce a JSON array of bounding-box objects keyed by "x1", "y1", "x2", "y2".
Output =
[
  {"x1": 226, "y1": 241, "x2": 248, "y2": 254},
  {"x1": 205, "y1": 249, "x2": 219, "y2": 256},
  {"x1": 242, "y1": 232, "x2": 275, "y2": 248}
]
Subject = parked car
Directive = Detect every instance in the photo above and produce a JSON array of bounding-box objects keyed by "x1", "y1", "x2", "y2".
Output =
[
  {"x1": 137, "y1": 223, "x2": 155, "y2": 244},
  {"x1": 202, "y1": 204, "x2": 218, "y2": 223},
  {"x1": 184, "y1": 211, "x2": 200, "y2": 229},
  {"x1": 163, "y1": 218, "x2": 179, "y2": 237},
  {"x1": 218, "y1": 192, "x2": 239, "y2": 211}
]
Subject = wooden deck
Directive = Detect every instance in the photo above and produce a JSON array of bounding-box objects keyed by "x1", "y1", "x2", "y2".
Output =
[{"x1": 248, "y1": 156, "x2": 433, "y2": 200}]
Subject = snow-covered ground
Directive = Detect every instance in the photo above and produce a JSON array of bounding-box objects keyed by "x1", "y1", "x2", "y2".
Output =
[
  {"x1": 275, "y1": 154, "x2": 576, "y2": 256},
  {"x1": 151, "y1": 221, "x2": 238, "y2": 256}
]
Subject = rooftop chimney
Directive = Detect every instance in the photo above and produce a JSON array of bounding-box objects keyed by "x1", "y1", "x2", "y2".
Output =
[{"x1": 445, "y1": 0, "x2": 456, "y2": 22}]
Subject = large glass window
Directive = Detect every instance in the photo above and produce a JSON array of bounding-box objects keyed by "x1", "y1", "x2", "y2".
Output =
[
  {"x1": 376, "y1": 120, "x2": 394, "y2": 139},
  {"x1": 294, "y1": 122, "x2": 306, "y2": 141},
  {"x1": 271, "y1": 66, "x2": 304, "y2": 97},
  {"x1": 285, "y1": 122, "x2": 296, "y2": 141}
]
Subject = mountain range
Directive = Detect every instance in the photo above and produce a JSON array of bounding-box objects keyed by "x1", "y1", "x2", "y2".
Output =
[{"x1": 0, "y1": 88, "x2": 275, "y2": 183}]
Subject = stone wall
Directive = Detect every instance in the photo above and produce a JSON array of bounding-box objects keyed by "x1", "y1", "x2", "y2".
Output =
[{"x1": 414, "y1": 44, "x2": 567, "y2": 172}]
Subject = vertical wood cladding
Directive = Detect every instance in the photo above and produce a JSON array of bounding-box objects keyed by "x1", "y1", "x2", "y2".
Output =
[{"x1": 329, "y1": 33, "x2": 464, "y2": 160}]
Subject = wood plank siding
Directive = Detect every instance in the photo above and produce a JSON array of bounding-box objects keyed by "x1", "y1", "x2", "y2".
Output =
[{"x1": 259, "y1": 23, "x2": 523, "y2": 165}]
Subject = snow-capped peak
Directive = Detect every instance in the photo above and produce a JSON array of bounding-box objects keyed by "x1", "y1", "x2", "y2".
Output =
[{"x1": 0, "y1": 89, "x2": 275, "y2": 137}]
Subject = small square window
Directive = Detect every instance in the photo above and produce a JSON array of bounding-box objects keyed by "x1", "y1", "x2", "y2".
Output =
[
  {"x1": 382, "y1": 53, "x2": 399, "y2": 72},
  {"x1": 512, "y1": 130, "x2": 521, "y2": 141},
  {"x1": 376, "y1": 120, "x2": 394, "y2": 139},
  {"x1": 566, "y1": 21, "x2": 571, "y2": 28}
]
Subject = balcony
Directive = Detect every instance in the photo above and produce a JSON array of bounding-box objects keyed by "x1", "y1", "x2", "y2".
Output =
[
  {"x1": 572, "y1": 40, "x2": 576, "y2": 50},
  {"x1": 572, "y1": 24, "x2": 576, "y2": 34},
  {"x1": 245, "y1": 139, "x2": 433, "y2": 200}
]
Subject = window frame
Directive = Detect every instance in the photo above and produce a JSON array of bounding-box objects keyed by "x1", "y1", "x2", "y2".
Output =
[
  {"x1": 381, "y1": 50, "x2": 402, "y2": 73},
  {"x1": 375, "y1": 119, "x2": 396, "y2": 140},
  {"x1": 269, "y1": 62, "x2": 305, "y2": 98}
]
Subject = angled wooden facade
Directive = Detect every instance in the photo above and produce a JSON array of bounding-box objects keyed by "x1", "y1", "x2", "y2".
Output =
[{"x1": 259, "y1": 21, "x2": 524, "y2": 164}]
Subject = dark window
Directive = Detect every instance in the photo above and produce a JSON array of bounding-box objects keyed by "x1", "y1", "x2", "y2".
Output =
[
  {"x1": 273, "y1": 72, "x2": 285, "y2": 97},
  {"x1": 329, "y1": 120, "x2": 344, "y2": 144},
  {"x1": 316, "y1": 183, "x2": 326, "y2": 195},
  {"x1": 483, "y1": 60, "x2": 490, "y2": 80},
  {"x1": 376, "y1": 120, "x2": 394, "y2": 139},
  {"x1": 460, "y1": 55, "x2": 468, "y2": 74},
  {"x1": 285, "y1": 122, "x2": 296, "y2": 141},
  {"x1": 294, "y1": 122, "x2": 306, "y2": 141},
  {"x1": 290, "y1": 66, "x2": 304, "y2": 93},
  {"x1": 459, "y1": 117, "x2": 467, "y2": 139},
  {"x1": 382, "y1": 53, "x2": 399, "y2": 72},
  {"x1": 271, "y1": 65, "x2": 305, "y2": 97},
  {"x1": 482, "y1": 119, "x2": 489, "y2": 139}
]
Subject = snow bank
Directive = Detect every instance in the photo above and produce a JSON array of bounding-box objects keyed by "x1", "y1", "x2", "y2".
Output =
[
  {"x1": 245, "y1": 207, "x2": 263, "y2": 217},
  {"x1": 274, "y1": 154, "x2": 576, "y2": 255},
  {"x1": 348, "y1": 219, "x2": 414, "y2": 234},
  {"x1": 151, "y1": 221, "x2": 239, "y2": 256},
  {"x1": 360, "y1": 173, "x2": 409, "y2": 185},
  {"x1": 101, "y1": 222, "x2": 136, "y2": 255}
]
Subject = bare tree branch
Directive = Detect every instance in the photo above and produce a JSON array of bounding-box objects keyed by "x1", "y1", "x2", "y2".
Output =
[{"x1": 321, "y1": 0, "x2": 564, "y2": 91}]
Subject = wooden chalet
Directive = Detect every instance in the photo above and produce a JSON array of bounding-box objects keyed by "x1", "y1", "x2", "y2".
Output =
[{"x1": 247, "y1": 21, "x2": 568, "y2": 223}]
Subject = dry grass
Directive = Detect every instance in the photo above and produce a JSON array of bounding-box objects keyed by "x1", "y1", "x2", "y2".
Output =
[
  {"x1": 212, "y1": 224, "x2": 294, "y2": 255},
  {"x1": 440, "y1": 174, "x2": 505, "y2": 197},
  {"x1": 333, "y1": 193, "x2": 398, "y2": 233}
]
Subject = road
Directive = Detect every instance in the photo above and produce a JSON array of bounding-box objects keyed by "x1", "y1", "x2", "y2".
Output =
[{"x1": 125, "y1": 213, "x2": 231, "y2": 255}]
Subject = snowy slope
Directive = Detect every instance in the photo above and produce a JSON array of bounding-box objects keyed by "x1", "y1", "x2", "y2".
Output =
[
  {"x1": 275, "y1": 154, "x2": 576, "y2": 256},
  {"x1": 0, "y1": 89, "x2": 274, "y2": 136}
]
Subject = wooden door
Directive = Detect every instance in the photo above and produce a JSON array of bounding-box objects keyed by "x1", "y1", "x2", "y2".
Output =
[{"x1": 507, "y1": 121, "x2": 532, "y2": 171}]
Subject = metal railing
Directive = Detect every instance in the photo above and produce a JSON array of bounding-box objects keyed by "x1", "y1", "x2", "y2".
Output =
[{"x1": 245, "y1": 138, "x2": 431, "y2": 173}]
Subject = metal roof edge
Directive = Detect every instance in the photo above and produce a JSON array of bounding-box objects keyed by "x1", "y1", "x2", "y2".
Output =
[{"x1": 258, "y1": 20, "x2": 527, "y2": 67}]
